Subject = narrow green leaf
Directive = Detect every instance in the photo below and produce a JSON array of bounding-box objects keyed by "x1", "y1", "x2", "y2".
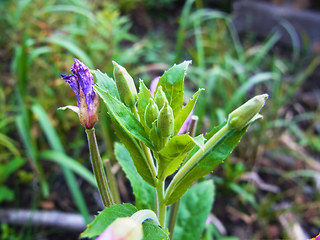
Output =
[
  {"x1": 111, "y1": 117, "x2": 156, "y2": 187},
  {"x1": 31, "y1": 102, "x2": 90, "y2": 223},
  {"x1": 93, "y1": 70, "x2": 120, "y2": 100},
  {"x1": 157, "y1": 134, "x2": 196, "y2": 180},
  {"x1": 174, "y1": 181, "x2": 215, "y2": 240},
  {"x1": 42, "y1": 5, "x2": 96, "y2": 23},
  {"x1": 39, "y1": 150, "x2": 96, "y2": 187},
  {"x1": 165, "y1": 122, "x2": 251, "y2": 205},
  {"x1": 174, "y1": 88, "x2": 203, "y2": 134},
  {"x1": 158, "y1": 61, "x2": 191, "y2": 116},
  {"x1": 44, "y1": 36, "x2": 93, "y2": 68},
  {"x1": 95, "y1": 86, "x2": 153, "y2": 149},
  {"x1": 80, "y1": 203, "x2": 137, "y2": 238},
  {"x1": 0, "y1": 133, "x2": 20, "y2": 157},
  {"x1": 0, "y1": 157, "x2": 26, "y2": 183},
  {"x1": 137, "y1": 80, "x2": 153, "y2": 129},
  {"x1": 114, "y1": 143, "x2": 155, "y2": 210}
]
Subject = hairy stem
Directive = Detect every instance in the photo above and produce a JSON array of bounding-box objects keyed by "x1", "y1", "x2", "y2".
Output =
[{"x1": 86, "y1": 128, "x2": 114, "y2": 207}]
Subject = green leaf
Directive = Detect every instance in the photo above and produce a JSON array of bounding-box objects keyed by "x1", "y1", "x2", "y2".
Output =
[
  {"x1": 137, "y1": 80, "x2": 153, "y2": 129},
  {"x1": 39, "y1": 150, "x2": 96, "y2": 187},
  {"x1": 143, "y1": 221, "x2": 169, "y2": 240},
  {"x1": 0, "y1": 186, "x2": 14, "y2": 203},
  {"x1": 80, "y1": 203, "x2": 137, "y2": 238},
  {"x1": 95, "y1": 86, "x2": 153, "y2": 149},
  {"x1": 0, "y1": 157, "x2": 26, "y2": 183},
  {"x1": 158, "y1": 61, "x2": 191, "y2": 116},
  {"x1": 93, "y1": 70, "x2": 120, "y2": 100},
  {"x1": 42, "y1": 4, "x2": 96, "y2": 23},
  {"x1": 174, "y1": 180, "x2": 215, "y2": 240},
  {"x1": 157, "y1": 134, "x2": 196, "y2": 180},
  {"x1": 44, "y1": 36, "x2": 93, "y2": 68},
  {"x1": 114, "y1": 143, "x2": 155, "y2": 209},
  {"x1": 111, "y1": 117, "x2": 156, "y2": 187},
  {"x1": 174, "y1": 88, "x2": 203, "y2": 134},
  {"x1": 165, "y1": 122, "x2": 251, "y2": 205},
  {"x1": 81, "y1": 204, "x2": 168, "y2": 240}
]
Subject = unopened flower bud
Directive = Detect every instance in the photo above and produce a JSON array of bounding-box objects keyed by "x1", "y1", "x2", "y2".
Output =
[
  {"x1": 112, "y1": 61, "x2": 138, "y2": 107},
  {"x1": 60, "y1": 58, "x2": 99, "y2": 129},
  {"x1": 145, "y1": 99, "x2": 159, "y2": 129},
  {"x1": 154, "y1": 86, "x2": 167, "y2": 109},
  {"x1": 157, "y1": 102, "x2": 174, "y2": 138},
  {"x1": 227, "y1": 94, "x2": 268, "y2": 130},
  {"x1": 97, "y1": 217, "x2": 143, "y2": 240}
]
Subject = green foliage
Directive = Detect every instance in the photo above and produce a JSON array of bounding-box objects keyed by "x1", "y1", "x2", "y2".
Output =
[
  {"x1": 174, "y1": 180, "x2": 215, "y2": 240},
  {"x1": 81, "y1": 203, "x2": 137, "y2": 238},
  {"x1": 165, "y1": 122, "x2": 254, "y2": 205},
  {"x1": 158, "y1": 61, "x2": 191, "y2": 116},
  {"x1": 95, "y1": 86, "x2": 153, "y2": 149},
  {"x1": 80, "y1": 204, "x2": 168, "y2": 239},
  {"x1": 157, "y1": 134, "x2": 196, "y2": 180},
  {"x1": 114, "y1": 143, "x2": 155, "y2": 210}
]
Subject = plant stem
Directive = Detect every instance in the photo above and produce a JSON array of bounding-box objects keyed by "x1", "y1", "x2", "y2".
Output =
[
  {"x1": 86, "y1": 128, "x2": 114, "y2": 207},
  {"x1": 156, "y1": 179, "x2": 166, "y2": 227},
  {"x1": 165, "y1": 124, "x2": 231, "y2": 203},
  {"x1": 104, "y1": 159, "x2": 121, "y2": 204},
  {"x1": 130, "y1": 106, "x2": 157, "y2": 178},
  {"x1": 168, "y1": 200, "x2": 180, "y2": 239}
]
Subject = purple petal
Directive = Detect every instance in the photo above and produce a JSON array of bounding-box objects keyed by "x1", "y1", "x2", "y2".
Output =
[
  {"x1": 150, "y1": 77, "x2": 159, "y2": 97},
  {"x1": 61, "y1": 74, "x2": 80, "y2": 105},
  {"x1": 71, "y1": 58, "x2": 96, "y2": 114},
  {"x1": 178, "y1": 110, "x2": 193, "y2": 135}
]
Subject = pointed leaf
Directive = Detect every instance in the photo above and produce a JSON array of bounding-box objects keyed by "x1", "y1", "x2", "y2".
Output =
[
  {"x1": 80, "y1": 203, "x2": 137, "y2": 238},
  {"x1": 174, "y1": 181, "x2": 215, "y2": 240},
  {"x1": 93, "y1": 69, "x2": 120, "y2": 100},
  {"x1": 157, "y1": 134, "x2": 196, "y2": 180},
  {"x1": 95, "y1": 86, "x2": 153, "y2": 149},
  {"x1": 80, "y1": 204, "x2": 168, "y2": 240},
  {"x1": 158, "y1": 61, "x2": 191, "y2": 116},
  {"x1": 137, "y1": 80, "x2": 153, "y2": 129},
  {"x1": 174, "y1": 88, "x2": 203, "y2": 134},
  {"x1": 111, "y1": 117, "x2": 156, "y2": 187},
  {"x1": 165, "y1": 121, "x2": 255, "y2": 205},
  {"x1": 115, "y1": 142, "x2": 155, "y2": 209}
]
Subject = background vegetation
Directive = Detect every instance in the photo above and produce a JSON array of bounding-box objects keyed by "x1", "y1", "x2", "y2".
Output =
[{"x1": 0, "y1": 0, "x2": 319, "y2": 239}]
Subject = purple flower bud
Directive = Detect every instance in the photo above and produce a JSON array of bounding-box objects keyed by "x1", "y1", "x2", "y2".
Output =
[{"x1": 60, "y1": 58, "x2": 99, "y2": 129}]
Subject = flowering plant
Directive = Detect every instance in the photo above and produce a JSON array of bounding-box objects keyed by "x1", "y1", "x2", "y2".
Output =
[{"x1": 60, "y1": 59, "x2": 268, "y2": 240}]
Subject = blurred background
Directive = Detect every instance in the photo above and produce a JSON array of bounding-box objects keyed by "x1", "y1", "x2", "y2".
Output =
[{"x1": 0, "y1": 0, "x2": 319, "y2": 239}]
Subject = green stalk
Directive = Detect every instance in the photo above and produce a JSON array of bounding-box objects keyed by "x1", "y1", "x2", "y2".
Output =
[
  {"x1": 168, "y1": 200, "x2": 180, "y2": 239},
  {"x1": 165, "y1": 124, "x2": 231, "y2": 203},
  {"x1": 168, "y1": 115, "x2": 199, "y2": 238},
  {"x1": 104, "y1": 159, "x2": 121, "y2": 204},
  {"x1": 86, "y1": 128, "x2": 114, "y2": 207},
  {"x1": 156, "y1": 179, "x2": 166, "y2": 227},
  {"x1": 130, "y1": 106, "x2": 157, "y2": 179}
]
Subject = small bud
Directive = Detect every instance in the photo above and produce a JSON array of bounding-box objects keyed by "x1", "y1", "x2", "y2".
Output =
[
  {"x1": 97, "y1": 217, "x2": 143, "y2": 240},
  {"x1": 157, "y1": 102, "x2": 174, "y2": 138},
  {"x1": 60, "y1": 58, "x2": 99, "y2": 129},
  {"x1": 112, "y1": 61, "x2": 138, "y2": 107},
  {"x1": 227, "y1": 94, "x2": 268, "y2": 130},
  {"x1": 145, "y1": 99, "x2": 159, "y2": 129},
  {"x1": 154, "y1": 86, "x2": 167, "y2": 109}
]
